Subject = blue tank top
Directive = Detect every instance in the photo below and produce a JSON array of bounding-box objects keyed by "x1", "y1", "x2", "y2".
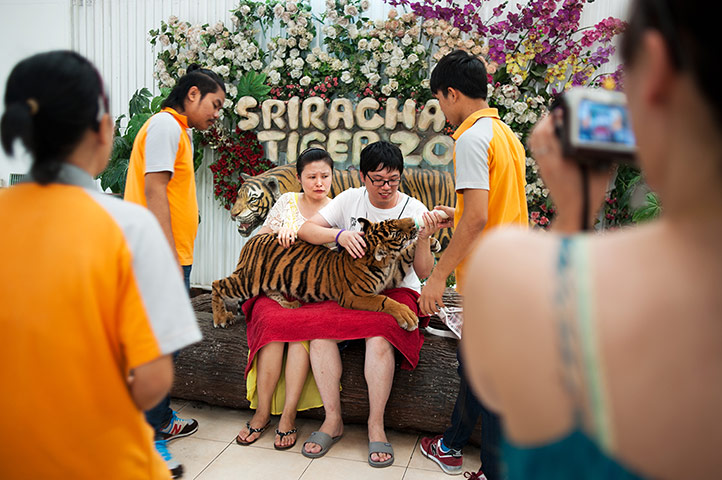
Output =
[{"x1": 502, "y1": 237, "x2": 645, "y2": 480}]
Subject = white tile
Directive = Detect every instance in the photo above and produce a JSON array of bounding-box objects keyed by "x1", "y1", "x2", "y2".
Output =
[
  {"x1": 196, "y1": 443, "x2": 312, "y2": 480},
  {"x1": 179, "y1": 402, "x2": 252, "y2": 443},
  {"x1": 170, "y1": 398, "x2": 189, "y2": 412},
  {"x1": 402, "y1": 467, "x2": 458, "y2": 479},
  {"x1": 167, "y1": 437, "x2": 228, "y2": 479},
  {"x1": 300, "y1": 456, "x2": 405, "y2": 480}
]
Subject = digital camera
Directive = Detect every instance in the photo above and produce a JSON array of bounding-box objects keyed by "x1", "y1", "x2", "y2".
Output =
[{"x1": 554, "y1": 87, "x2": 637, "y2": 167}]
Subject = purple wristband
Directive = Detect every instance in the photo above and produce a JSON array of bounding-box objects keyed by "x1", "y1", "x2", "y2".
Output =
[{"x1": 335, "y1": 228, "x2": 346, "y2": 245}]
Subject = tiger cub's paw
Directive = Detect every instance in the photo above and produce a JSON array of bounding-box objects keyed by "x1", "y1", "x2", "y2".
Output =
[
  {"x1": 389, "y1": 303, "x2": 419, "y2": 331},
  {"x1": 213, "y1": 310, "x2": 236, "y2": 328}
]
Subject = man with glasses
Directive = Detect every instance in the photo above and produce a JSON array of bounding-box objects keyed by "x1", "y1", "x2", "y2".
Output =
[{"x1": 297, "y1": 141, "x2": 446, "y2": 467}]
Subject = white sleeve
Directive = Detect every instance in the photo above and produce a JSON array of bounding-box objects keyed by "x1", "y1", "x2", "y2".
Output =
[
  {"x1": 262, "y1": 193, "x2": 291, "y2": 232},
  {"x1": 455, "y1": 119, "x2": 492, "y2": 192},
  {"x1": 144, "y1": 112, "x2": 181, "y2": 175}
]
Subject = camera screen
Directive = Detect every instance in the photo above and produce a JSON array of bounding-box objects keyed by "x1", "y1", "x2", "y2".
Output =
[{"x1": 577, "y1": 99, "x2": 635, "y2": 147}]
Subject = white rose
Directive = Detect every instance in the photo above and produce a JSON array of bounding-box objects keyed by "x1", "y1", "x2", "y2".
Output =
[
  {"x1": 286, "y1": 2, "x2": 298, "y2": 14},
  {"x1": 358, "y1": 39, "x2": 369, "y2": 50},
  {"x1": 338, "y1": 17, "x2": 350, "y2": 27},
  {"x1": 177, "y1": 68, "x2": 186, "y2": 77},
  {"x1": 341, "y1": 71, "x2": 353, "y2": 83},
  {"x1": 290, "y1": 68, "x2": 302, "y2": 79},
  {"x1": 526, "y1": 111, "x2": 538, "y2": 124},
  {"x1": 256, "y1": 4, "x2": 266, "y2": 16},
  {"x1": 370, "y1": 38, "x2": 381, "y2": 50},
  {"x1": 292, "y1": 57, "x2": 304, "y2": 68},
  {"x1": 386, "y1": 66, "x2": 398, "y2": 76},
  {"x1": 311, "y1": 61, "x2": 321, "y2": 69},
  {"x1": 289, "y1": 48, "x2": 300, "y2": 58},
  {"x1": 503, "y1": 97, "x2": 514, "y2": 108},
  {"x1": 421, "y1": 78, "x2": 430, "y2": 89},
  {"x1": 240, "y1": 5, "x2": 251, "y2": 15},
  {"x1": 324, "y1": 25, "x2": 337, "y2": 39},
  {"x1": 287, "y1": 37, "x2": 297, "y2": 48},
  {"x1": 361, "y1": 0, "x2": 370, "y2": 10},
  {"x1": 269, "y1": 70, "x2": 281, "y2": 84},
  {"x1": 251, "y1": 59, "x2": 262, "y2": 70},
  {"x1": 383, "y1": 41, "x2": 394, "y2": 52},
  {"x1": 368, "y1": 73, "x2": 381, "y2": 85},
  {"x1": 273, "y1": 4, "x2": 284, "y2": 17},
  {"x1": 214, "y1": 49, "x2": 226, "y2": 60},
  {"x1": 300, "y1": 76, "x2": 311, "y2": 86},
  {"x1": 312, "y1": 46, "x2": 322, "y2": 56},
  {"x1": 381, "y1": 84, "x2": 392, "y2": 96},
  {"x1": 306, "y1": 53, "x2": 317, "y2": 63},
  {"x1": 348, "y1": 25, "x2": 359, "y2": 39},
  {"x1": 390, "y1": 57, "x2": 401, "y2": 68},
  {"x1": 389, "y1": 79, "x2": 399, "y2": 91},
  {"x1": 512, "y1": 101, "x2": 527, "y2": 115},
  {"x1": 512, "y1": 74, "x2": 524, "y2": 86},
  {"x1": 299, "y1": 38, "x2": 309, "y2": 49},
  {"x1": 408, "y1": 53, "x2": 419, "y2": 64},
  {"x1": 331, "y1": 59, "x2": 343, "y2": 70},
  {"x1": 344, "y1": 5, "x2": 358, "y2": 16},
  {"x1": 503, "y1": 112, "x2": 515, "y2": 124},
  {"x1": 401, "y1": 34, "x2": 413, "y2": 46},
  {"x1": 159, "y1": 34, "x2": 170, "y2": 46}
]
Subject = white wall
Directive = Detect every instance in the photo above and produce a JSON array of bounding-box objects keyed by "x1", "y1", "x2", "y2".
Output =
[{"x1": 0, "y1": 0, "x2": 72, "y2": 186}]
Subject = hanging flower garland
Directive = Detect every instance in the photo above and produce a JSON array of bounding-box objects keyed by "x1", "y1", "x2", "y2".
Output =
[{"x1": 207, "y1": 126, "x2": 274, "y2": 210}]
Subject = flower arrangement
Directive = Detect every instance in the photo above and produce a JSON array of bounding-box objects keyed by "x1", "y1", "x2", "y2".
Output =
[{"x1": 148, "y1": 0, "x2": 633, "y2": 225}]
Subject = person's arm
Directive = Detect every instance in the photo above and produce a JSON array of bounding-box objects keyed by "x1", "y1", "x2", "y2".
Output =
[
  {"x1": 145, "y1": 171, "x2": 179, "y2": 266},
  {"x1": 297, "y1": 212, "x2": 367, "y2": 258},
  {"x1": 418, "y1": 189, "x2": 488, "y2": 315},
  {"x1": 127, "y1": 354, "x2": 174, "y2": 410},
  {"x1": 412, "y1": 209, "x2": 452, "y2": 279}
]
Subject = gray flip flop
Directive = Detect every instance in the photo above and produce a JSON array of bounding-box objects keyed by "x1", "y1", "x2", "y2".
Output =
[
  {"x1": 301, "y1": 431, "x2": 343, "y2": 459},
  {"x1": 368, "y1": 441, "x2": 394, "y2": 468}
]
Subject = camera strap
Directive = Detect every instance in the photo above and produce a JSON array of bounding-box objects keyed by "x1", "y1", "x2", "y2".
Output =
[{"x1": 581, "y1": 164, "x2": 590, "y2": 232}]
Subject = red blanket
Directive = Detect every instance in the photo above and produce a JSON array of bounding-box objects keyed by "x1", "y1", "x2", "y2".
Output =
[{"x1": 242, "y1": 288, "x2": 429, "y2": 375}]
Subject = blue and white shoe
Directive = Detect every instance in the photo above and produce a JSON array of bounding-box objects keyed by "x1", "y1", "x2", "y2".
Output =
[
  {"x1": 155, "y1": 438, "x2": 184, "y2": 479},
  {"x1": 159, "y1": 410, "x2": 199, "y2": 441}
]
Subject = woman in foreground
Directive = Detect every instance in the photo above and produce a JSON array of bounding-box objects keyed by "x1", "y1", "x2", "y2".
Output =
[{"x1": 461, "y1": 0, "x2": 722, "y2": 478}]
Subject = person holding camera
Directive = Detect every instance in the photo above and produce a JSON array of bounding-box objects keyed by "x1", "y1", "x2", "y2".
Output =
[
  {"x1": 461, "y1": 0, "x2": 722, "y2": 478},
  {"x1": 418, "y1": 50, "x2": 529, "y2": 480}
]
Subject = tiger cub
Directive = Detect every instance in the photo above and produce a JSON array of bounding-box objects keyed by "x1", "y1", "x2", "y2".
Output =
[{"x1": 212, "y1": 217, "x2": 421, "y2": 331}]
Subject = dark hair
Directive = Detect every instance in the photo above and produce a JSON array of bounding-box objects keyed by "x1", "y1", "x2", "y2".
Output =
[
  {"x1": 621, "y1": 0, "x2": 720, "y2": 125},
  {"x1": 1, "y1": 50, "x2": 108, "y2": 184},
  {"x1": 161, "y1": 64, "x2": 226, "y2": 111},
  {"x1": 430, "y1": 49, "x2": 488, "y2": 100},
  {"x1": 296, "y1": 147, "x2": 333, "y2": 176},
  {"x1": 360, "y1": 141, "x2": 404, "y2": 176}
]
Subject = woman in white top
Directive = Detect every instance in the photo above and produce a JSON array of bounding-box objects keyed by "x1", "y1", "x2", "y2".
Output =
[{"x1": 236, "y1": 148, "x2": 333, "y2": 450}]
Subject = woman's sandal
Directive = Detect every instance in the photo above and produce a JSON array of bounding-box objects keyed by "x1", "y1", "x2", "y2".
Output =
[
  {"x1": 235, "y1": 420, "x2": 271, "y2": 445},
  {"x1": 273, "y1": 427, "x2": 298, "y2": 450}
]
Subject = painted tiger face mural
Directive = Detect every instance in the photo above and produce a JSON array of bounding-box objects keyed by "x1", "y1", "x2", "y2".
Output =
[
  {"x1": 212, "y1": 217, "x2": 421, "y2": 330},
  {"x1": 231, "y1": 164, "x2": 456, "y2": 250}
]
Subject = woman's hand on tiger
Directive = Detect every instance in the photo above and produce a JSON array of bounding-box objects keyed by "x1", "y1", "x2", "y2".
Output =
[
  {"x1": 338, "y1": 230, "x2": 366, "y2": 258},
  {"x1": 276, "y1": 226, "x2": 297, "y2": 249}
]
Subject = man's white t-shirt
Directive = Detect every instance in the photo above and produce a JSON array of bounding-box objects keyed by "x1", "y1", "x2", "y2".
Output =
[{"x1": 318, "y1": 187, "x2": 428, "y2": 292}]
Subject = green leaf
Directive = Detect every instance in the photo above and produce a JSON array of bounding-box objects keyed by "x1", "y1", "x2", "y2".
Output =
[
  {"x1": 128, "y1": 88, "x2": 152, "y2": 117},
  {"x1": 632, "y1": 192, "x2": 662, "y2": 223},
  {"x1": 237, "y1": 71, "x2": 271, "y2": 101},
  {"x1": 126, "y1": 112, "x2": 152, "y2": 141}
]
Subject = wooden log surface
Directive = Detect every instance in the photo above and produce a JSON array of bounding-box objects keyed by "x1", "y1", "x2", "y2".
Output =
[{"x1": 172, "y1": 289, "x2": 482, "y2": 443}]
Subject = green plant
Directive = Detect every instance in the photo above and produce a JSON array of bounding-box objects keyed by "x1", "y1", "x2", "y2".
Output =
[
  {"x1": 237, "y1": 71, "x2": 271, "y2": 102},
  {"x1": 632, "y1": 192, "x2": 662, "y2": 223},
  {"x1": 99, "y1": 88, "x2": 170, "y2": 194}
]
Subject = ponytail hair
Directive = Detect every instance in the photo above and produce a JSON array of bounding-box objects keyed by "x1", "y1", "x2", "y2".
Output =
[
  {"x1": 161, "y1": 64, "x2": 226, "y2": 111},
  {"x1": 1, "y1": 50, "x2": 108, "y2": 184}
]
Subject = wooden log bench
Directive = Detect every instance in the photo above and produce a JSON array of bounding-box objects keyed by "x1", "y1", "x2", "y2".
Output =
[{"x1": 172, "y1": 288, "x2": 483, "y2": 444}]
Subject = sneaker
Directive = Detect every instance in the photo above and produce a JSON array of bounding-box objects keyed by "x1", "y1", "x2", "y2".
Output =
[
  {"x1": 155, "y1": 439, "x2": 184, "y2": 479},
  {"x1": 464, "y1": 469, "x2": 488, "y2": 480},
  {"x1": 420, "y1": 435, "x2": 463, "y2": 475},
  {"x1": 159, "y1": 410, "x2": 198, "y2": 441}
]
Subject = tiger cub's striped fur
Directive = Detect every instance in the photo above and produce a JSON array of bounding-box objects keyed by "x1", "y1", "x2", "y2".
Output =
[
  {"x1": 231, "y1": 164, "x2": 455, "y2": 250},
  {"x1": 212, "y1": 217, "x2": 421, "y2": 330}
]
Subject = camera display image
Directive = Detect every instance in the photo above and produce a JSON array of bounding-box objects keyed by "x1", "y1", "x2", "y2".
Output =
[{"x1": 577, "y1": 99, "x2": 635, "y2": 147}]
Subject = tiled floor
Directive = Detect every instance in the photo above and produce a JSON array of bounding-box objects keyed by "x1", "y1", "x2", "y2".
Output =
[{"x1": 169, "y1": 399, "x2": 481, "y2": 479}]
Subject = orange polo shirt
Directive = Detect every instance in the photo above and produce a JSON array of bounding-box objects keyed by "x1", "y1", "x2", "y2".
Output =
[
  {"x1": 0, "y1": 166, "x2": 201, "y2": 478},
  {"x1": 452, "y1": 108, "x2": 528, "y2": 292},
  {"x1": 124, "y1": 107, "x2": 198, "y2": 265}
]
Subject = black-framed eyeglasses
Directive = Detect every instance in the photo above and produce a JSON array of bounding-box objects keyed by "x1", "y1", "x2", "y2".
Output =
[{"x1": 368, "y1": 177, "x2": 401, "y2": 187}]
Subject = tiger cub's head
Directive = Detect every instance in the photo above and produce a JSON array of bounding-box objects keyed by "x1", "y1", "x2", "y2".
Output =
[
  {"x1": 231, "y1": 174, "x2": 282, "y2": 236},
  {"x1": 358, "y1": 217, "x2": 417, "y2": 263}
]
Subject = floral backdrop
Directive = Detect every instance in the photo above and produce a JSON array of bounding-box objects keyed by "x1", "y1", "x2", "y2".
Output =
[{"x1": 145, "y1": 0, "x2": 643, "y2": 227}]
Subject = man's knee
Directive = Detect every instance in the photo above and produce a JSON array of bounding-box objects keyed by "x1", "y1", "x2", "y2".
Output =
[{"x1": 365, "y1": 336, "x2": 393, "y2": 357}]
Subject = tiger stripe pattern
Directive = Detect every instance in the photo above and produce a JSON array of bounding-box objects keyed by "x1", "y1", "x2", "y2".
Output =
[
  {"x1": 231, "y1": 164, "x2": 455, "y2": 250},
  {"x1": 212, "y1": 217, "x2": 421, "y2": 331}
]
